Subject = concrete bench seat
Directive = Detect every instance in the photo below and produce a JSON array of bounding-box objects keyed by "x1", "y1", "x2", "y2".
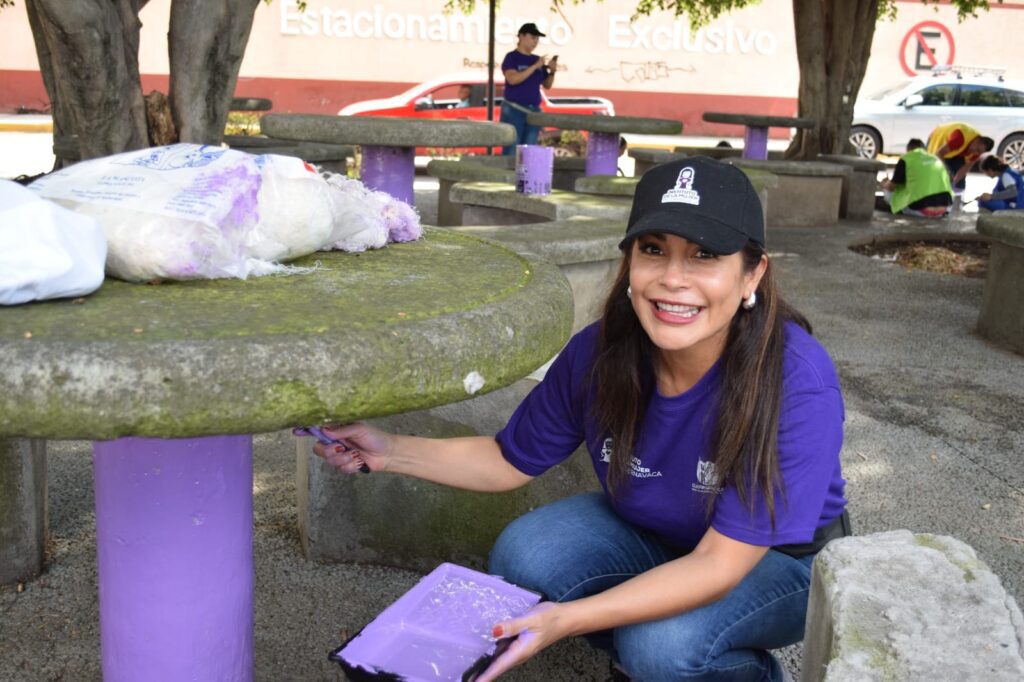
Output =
[
  {"x1": 817, "y1": 153, "x2": 888, "y2": 221},
  {"x1": 449, "y1": 181, "x2": 632, "y2": 225},
  {"x1": 802, "y1": 531, "x2": 1024, "y2": 680},
  {"x1": 632, "y1": 147, "x2": 788, "y2": 177},
  {"x1": 725, "y1": 158, "x2": 851, "y2": 227},
  {"x1": 426, "y1": 159, "x2": 516, "y2": 226},
  {"x1": 976, "y1": 212, "x2": 1024, "y2": 355},
  {"x1": 458, "y1": 153, "x2": 587, "y2": 191}
]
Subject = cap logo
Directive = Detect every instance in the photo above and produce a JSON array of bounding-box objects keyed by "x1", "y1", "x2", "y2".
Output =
[{"x1": 661, "y1": 166, "x2": 700, "y2": 206}]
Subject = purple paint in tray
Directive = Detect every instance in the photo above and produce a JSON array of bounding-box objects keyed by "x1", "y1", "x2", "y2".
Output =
[{"x1": 330, "y1": 563, "x2": 541, "y2": 681}]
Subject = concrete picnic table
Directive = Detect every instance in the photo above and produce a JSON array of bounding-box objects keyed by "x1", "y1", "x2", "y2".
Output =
[
  {"x1": 0, "y1": 229, "x2": 571, "y2": 682},
  {"x1": 260, "y1": 114, "x2": 515, "y2": 205},
  {"x1": 702, "y1": 112, "x2": 816, "y2": 160},
  {"x1": 525, "y1": 112, "x2": 682, "y2": 176}
]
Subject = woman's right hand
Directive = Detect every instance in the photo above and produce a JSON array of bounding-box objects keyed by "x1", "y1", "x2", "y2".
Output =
[{"x1": 312, "y1": 422, "x2": 392, "y2": 474}]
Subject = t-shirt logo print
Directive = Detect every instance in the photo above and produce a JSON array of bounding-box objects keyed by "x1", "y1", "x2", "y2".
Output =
[
  {"x1": 661, "y1": 166, "x2": 701, "y2": 206},
  {"x1": 691, "y1": 458, "x2": 722, "y2": 494},
  {"x1": 600, "y1": 438, "x2": 613, "y2": 463}
]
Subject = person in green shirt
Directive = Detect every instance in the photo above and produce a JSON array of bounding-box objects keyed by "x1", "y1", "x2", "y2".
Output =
[{"x1": 880, "y1": 139, "x2": 954, "y2": 217}]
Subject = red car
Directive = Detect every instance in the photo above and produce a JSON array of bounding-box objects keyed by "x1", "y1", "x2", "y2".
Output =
[{"x1": 338, "y1": 72, "x2": 614, "y2": 120}]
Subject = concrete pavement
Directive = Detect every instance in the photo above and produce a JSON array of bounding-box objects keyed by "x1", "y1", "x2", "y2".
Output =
[{"x1": 0, "y1": 129, "x2": 1020, "y2": 681}]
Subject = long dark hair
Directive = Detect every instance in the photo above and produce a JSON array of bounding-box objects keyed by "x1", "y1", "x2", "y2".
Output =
[{"x1": 588, "y1": 241, "x2": 810, "y2": 526}]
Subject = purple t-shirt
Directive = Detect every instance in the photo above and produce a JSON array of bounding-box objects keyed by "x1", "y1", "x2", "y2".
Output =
[
  {"x1": 496, "y1": 321, "x2": 846, "y2": 549},
  {"x1": 501, "y1": 50, "x2": 548, "y2": 107}
]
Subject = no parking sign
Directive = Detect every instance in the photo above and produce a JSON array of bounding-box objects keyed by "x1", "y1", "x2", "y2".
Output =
[{"x1": 899, "y1": 20, "x2": 956, "y2": 76}]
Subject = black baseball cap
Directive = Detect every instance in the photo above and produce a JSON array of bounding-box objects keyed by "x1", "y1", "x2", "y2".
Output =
[
  {"x1": 517, "y1": 23, "x2": 546, "y2": 37},
  {"x1": 619, "y1": 157, "x2": 764, "y2": 254}
]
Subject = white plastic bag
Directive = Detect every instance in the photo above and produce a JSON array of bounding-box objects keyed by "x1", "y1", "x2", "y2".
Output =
[
  {"x1": 0, "y1": 180, "x2": 107, "y2": 305},
  {"x1": 28, "y1": 144, "x2": 422, "y2": 282}
]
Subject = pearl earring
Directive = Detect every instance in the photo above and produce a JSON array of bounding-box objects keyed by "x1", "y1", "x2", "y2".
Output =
[
  {"x1": 626, "y1": 285, "x2": 632, "y2": 299},
  {"x1": 742, "y1": 292, "x2": 757, "y2": 310}
]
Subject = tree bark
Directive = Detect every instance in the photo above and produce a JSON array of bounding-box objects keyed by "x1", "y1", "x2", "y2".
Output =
[
  {"x1": 168, "y1": 0, "x2": 261, "y2": 145},
  {"x1": 25, "y1": 0, "x2": 150, "y2": 165},
  {"x1": 786, "y1": 0, "x2": 879, "y2": 159}
]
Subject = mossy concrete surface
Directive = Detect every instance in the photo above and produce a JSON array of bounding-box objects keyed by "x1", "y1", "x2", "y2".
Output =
[
  {"x1": 574, "y1": 175, "x2": 639, "y2": 197},
  {"x1": 800, "y1": 530, "x2": 1024, "y2": 681},
  {"x1": 0, "y1": 228, "x2": 573, "y2": 440},
  {"x1": 526, "y1": 112, "x2": 682, "y2": 136},
  {"x1": 426, "y1": 159, "x2": 515, "y2": 184},
  {"x1": 450, "y1": 181, "x2": 632, "y2": 223},
  {"x1": 451, "y1": 217, "x2": 625, "y2": 266},
  {"x1": 261, "y1": 114, "x2": 515, "y2": 148}
]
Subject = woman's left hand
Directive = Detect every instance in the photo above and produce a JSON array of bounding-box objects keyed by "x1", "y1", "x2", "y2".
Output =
[{"x1": 475, "y1": 602, "x2": 566, "y2": 681}]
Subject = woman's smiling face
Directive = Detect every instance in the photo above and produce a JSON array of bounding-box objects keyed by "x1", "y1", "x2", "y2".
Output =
[{"x1": 629, "y1": 232, "x2": 765, "y2": 368}]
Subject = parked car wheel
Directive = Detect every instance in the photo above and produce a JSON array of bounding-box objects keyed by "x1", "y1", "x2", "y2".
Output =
[
  {"x1": 998, "y1": 133, "x2": 1024, "y2": 171},
  {"x1": 849, "y1": 126, "x2": 881, "y2": 159}
]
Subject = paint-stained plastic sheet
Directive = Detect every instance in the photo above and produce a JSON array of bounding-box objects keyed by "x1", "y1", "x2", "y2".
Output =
[{"x1": 331, "y1": 563, "x2": 541, "y2": 681}]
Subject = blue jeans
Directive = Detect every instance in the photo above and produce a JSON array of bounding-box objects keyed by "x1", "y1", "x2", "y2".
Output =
[
  {"x1": 488, "y1": 493, "x2": 815, "y2": 681},
  {"x1": 978, "y1": 198, "x2": 1014, "y2": 211},
  {"x1": 499, "y1": 101, "x2": 541, "y2": 156}
]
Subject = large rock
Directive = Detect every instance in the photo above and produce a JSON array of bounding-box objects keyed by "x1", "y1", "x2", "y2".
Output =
[{"x1": 801, "y1": 530, "x2": 1024, "y2": 681}]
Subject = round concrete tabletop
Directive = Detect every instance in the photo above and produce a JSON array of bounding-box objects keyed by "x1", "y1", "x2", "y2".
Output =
[
  {"x1": 261, "y1": 114, "x2": 516, "y2": 148},
  {"x1": 525, "y1": 112, "x2": 682, "y2": 135},
  {"x1": 702, "y1": 112, "x2": 816, "y2": 129},
  {"x1": 0, "y1": 229, "x2": 572, "y2": 440}
]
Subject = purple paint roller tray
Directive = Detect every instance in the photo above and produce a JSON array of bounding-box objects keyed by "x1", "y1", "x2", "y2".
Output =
[{"x1": 329, "y1": 563, "x2": 541, "y2": 681}]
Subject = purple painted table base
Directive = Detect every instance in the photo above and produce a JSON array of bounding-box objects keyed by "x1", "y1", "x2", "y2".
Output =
[
  {"x1": 585, "y1": 131, "x2": 621, "y2": 176},
  {"x1": 93, "y1": 435, "x2": 254, "y2": 682},
  {"x1": 361, "y1": 145, "x2": 416, "y2": 205},
  {"x1": 743, "y1": 126, "x2": 770, "y2": 160}
]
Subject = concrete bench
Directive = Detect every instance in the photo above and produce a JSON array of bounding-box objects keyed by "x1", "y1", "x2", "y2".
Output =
[
  {"x1": 801, "y1": 530, "x2": 1024, "y2": 681},
  {"x1": 725, "y1": 159, "x2": 850, "y2": 227},
  {"x1": 225, "y1": 135, "x2": 355, "y2": 174},
  {"x1": 976, "y1": 212, "x2": 1024, "y2": 355},
  {"x1": 458, "y1": 153, "x2": 587, "y2": 192},
  {"x1": 817, "y1": 154, "x2": 888, "y2": 221},
  {"x1": 426, "y1": 159, "x2": 516, "y2": 226},
  {"x1": 449, "y1": 181, "x2": 632, "y2": 226},
  {"x1": 451, "y1": 217, "x2": 625, "y2": 334}
]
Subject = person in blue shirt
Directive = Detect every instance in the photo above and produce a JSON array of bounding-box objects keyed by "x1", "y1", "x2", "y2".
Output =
[
  {"x1": 977, "y1": 156, "x2": 1024, "y2": 211},
  {"x1": 499, "y1": 22, "x2": 556, "y2": 155},
  {"x1": 312, "y1": 158, "x2": 848, "y2": 682}
]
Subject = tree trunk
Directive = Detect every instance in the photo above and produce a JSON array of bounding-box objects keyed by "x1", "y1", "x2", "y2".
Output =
[
  {"x1": 168, "y1": 0, "x2": 260, "y2": 145},
  {"x1": 786, "y1": 0, "x2": 879, "y2": 159},
  {"x1": 25, "y1": 0, "x2": 150, "y2": 166}
]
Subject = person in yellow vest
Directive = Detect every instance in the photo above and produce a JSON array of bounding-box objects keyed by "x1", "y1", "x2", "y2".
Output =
[
  {"x1": 926, "y1": 122, "x2": 994, "y2": 190},
  {"x1": 880, "y1": 139, "x2": 954, "y2": 217}
]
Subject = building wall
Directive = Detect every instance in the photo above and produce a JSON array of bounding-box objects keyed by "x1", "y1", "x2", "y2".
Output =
[{"x1": 1, "y1": 0, "x2": 1021, "y2": 136}]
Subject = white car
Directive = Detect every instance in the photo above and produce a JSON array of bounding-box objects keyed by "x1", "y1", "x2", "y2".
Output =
[{"x1": 849, "y1": 70, "x2": 1024, "y2": 170}]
